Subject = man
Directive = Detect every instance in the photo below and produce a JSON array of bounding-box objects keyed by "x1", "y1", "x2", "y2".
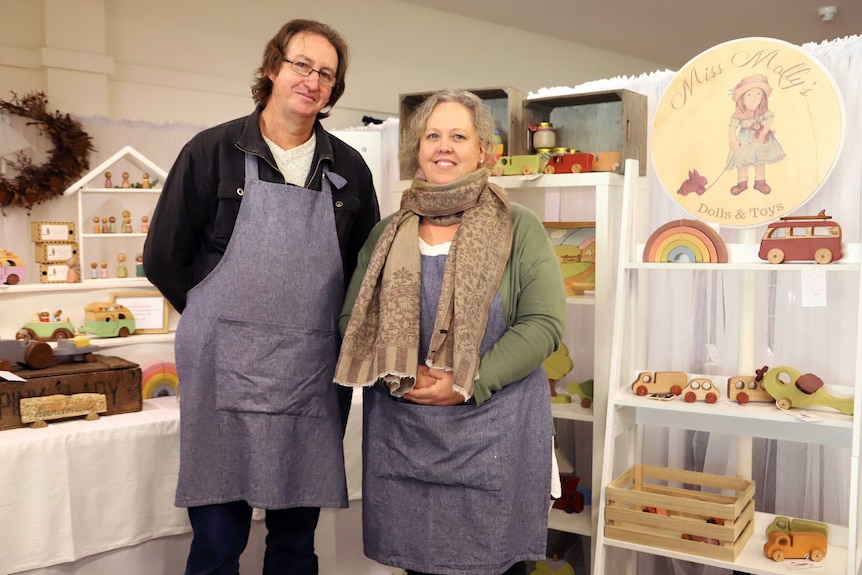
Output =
[{"x1": 143, "y1": 19, "x2": 379, "y2": 575}]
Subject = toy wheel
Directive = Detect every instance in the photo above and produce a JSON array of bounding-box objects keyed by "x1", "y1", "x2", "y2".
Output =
[
  {"x1": 581, "y1": 398, "x2": 592, "y2": 408},
  {"x1": 635, "y1": 385, "x2": 648, "y2": 396},
  {"x1": 814, "y1": 248, "x2": 833, "y2": 264},
  {"x1": 571, "y1": 165, "x2": 583, "y2": 173},
  {"x1": 24, "y1": 341, "x2": 54, "y2": 370},
  {"x1": 767, "y1": 248, "x2": 785, "y2": 264},
  {"x1": 521, "y1": 166, "x2": 533, "y2": 175},
  {"x1": 543, "y1": 165, "x2": 555, "y2": 174},
  {"x1": 52, "y1": 328, "x2": 74, "y2": 340},
  {"x1": 706, "y1": 392, "x2": 718, "y2": 404},
  {"x1": 5, "y1": 274, "x2": 19, "y2": 285},
  {"x1": 776, "y1": 398, "x2": 792, "y2": 410},
  {"x1": 84, "y1": 352, "x2": 96, "y2": 363},
  {"x1": 736, "y1": 392, "x2": 749, "y2": 405},
  {"x1": 810, "y1": 549, "x2": 824, "y2": 562},
  {"x1": 0, "y1": 359, "x2": 11, "y2": 370},
  {"x1": 16, "y1": 328, "x2": 36, "y2": 341},
  {"x1": 684, "y1": 392, "x2": 696, "y2": 403},
  {"x1": 670, "y1": 385, "x2": 683, "y2": 396},
  {"x1": 118, "y1": 327, "x2": 131, "y2": 338},
  {"x1": 771, "y1": 549, "x2": 785, "y2": 562}
]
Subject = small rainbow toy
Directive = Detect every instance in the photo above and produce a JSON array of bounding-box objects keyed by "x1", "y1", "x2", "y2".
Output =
[
  {"x1": 141, "y1": 361, "x2": 179, "y2": 398},
  {"x1": 642, "y1": 219, "x2": 728, "y2": 263}
]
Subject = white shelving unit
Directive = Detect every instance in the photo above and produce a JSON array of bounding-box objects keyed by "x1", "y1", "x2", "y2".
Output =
[
  {"x1": 594, "y1": 160, "x2": 862, "y2": 574},
  {"x1": 63, "y1": 145, "x2": 168, "y2": 284},
  {"x1": 398, "y1": 166, "x2": 634, "y2": 569}
]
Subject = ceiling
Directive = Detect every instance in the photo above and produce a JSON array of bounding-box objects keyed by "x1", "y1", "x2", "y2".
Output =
[{"x1": 397, "y1": 0, "x2": 860, "y2": 70}]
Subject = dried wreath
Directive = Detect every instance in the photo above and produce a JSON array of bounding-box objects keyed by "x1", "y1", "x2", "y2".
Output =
[{"x1": 0, "y1": 91, "x2": 94, "y2": 213}]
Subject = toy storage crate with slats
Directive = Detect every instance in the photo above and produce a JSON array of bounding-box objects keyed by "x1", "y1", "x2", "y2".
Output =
[{"x1": 604, "y1": 464, "x2": 755, "y2": 561}]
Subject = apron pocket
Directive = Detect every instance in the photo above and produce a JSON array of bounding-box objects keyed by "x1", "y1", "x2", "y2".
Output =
[
  {"x1": 214, "y1": 316, "x2": 337, "y2": 416},
  {"x1": 368, "y1": 389, "x2": 509, "y2": 491}
]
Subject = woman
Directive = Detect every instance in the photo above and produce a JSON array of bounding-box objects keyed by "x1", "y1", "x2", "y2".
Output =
[{"x1": 335, "y1": 89, "x2": 566, "y2": 575}]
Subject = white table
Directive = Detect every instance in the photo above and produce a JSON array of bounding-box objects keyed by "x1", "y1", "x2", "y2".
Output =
[{"x1": 1, "y1": 394, "x2": 366, "y2": 575}]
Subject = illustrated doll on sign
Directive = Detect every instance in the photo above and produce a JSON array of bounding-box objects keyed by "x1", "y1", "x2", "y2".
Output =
[{"x1": 725, "y1": 74, "x2": 786, "y2": 195}]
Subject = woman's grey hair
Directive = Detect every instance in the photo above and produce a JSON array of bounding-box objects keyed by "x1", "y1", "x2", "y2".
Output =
[{"x1": 400, "y1": 89, "x2": 497, "y2": 178}]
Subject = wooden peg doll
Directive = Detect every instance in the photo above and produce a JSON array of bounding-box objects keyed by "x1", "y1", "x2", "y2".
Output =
[{"x1": 116, "y1": 253, "x2": 128, "y2": 278}]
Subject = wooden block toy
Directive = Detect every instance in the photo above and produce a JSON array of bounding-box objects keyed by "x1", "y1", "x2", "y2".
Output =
[{"x1": 762, "y1": 365, "x2": 854, "y2": 415}]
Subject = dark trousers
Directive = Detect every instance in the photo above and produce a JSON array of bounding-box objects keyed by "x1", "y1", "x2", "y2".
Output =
[
  {"x1": 407, "y1": 561, "x2": 527, "y2": 575},
  {"x1": 185, "y1": 500, "x2": 321, "y2": 575}
]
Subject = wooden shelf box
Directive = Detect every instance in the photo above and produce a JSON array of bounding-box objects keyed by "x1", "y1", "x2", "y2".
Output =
[
  {"x1": 604, "y1": 464, "x2": 755, "y2": 562},
  {"x1": 521, "y1": 89, "x2": 647, "y2": 175},
  {"x1": 398, "y1": 86, "x2": 527, "y2": 179}
]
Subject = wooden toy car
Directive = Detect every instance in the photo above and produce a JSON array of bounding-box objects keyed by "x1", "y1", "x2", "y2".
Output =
[
  {"x1": 567, "y1": 379, "x2": 594, "y2": 408},
  {"x1": 759, "y1": 210, "x2": 842, "y2": 264},
  {"x1": 0, "y1": 338, "x2": 54, "y2": 370},
  {"x1": 0, "y1": 249, "x2": 26, "y2": 285},
  {"x1": 82, "y1": 302, "x2": 136, "y2": 338},
  {"x1": 53, "y1": 337, "x2": 99, "y2": 363},
  {"x1": 631, "y1": 371, "x2": 686, "y2": 396},
  {"x1": 543, "y1": 153, "x2": 594, "y2": 174},
  {"x1": 763, "y1": 530, "x2": 827, "y2": 562},
  {"x1": 592, "y1": 151, "x2": 622, "y2": 172},
  {"x1": 552, "y1": 473, "x2": 584, "y2": 514},
  {"x1": 494, "y1": 155, "x2": 547, "y2": 176},
  {"x1": 681, "y1": 378, "x2": 719, "y2": 403},
  {"x1": 727, "y1": 370, "x2": 773, "y2": 404},
  {"x1": 16, "y1": 309, "x2": 78, "y2": 341},
  {"x1": 762, "y1": 365, "x2": 854, "y2": 415}
]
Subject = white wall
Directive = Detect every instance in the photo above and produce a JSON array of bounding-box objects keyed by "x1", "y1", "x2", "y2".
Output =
[{"x1": 0, "y1": 0, "x2": 666, "y2": 130}]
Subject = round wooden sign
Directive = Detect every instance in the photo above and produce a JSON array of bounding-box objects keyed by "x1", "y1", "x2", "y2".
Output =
[{"x1": 652, "y1": 37, "x2": 844, "y2": 228}]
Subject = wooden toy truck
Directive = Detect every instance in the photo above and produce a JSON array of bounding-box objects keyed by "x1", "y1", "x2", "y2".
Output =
[
  {"x1": 631, "y1": 371, "x2": 686, "y2": 396},
  {"x1": 763, "y1": 531, "x2": 827, "y2": 562}
]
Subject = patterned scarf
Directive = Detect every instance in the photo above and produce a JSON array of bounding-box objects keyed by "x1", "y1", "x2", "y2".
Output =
[{"x1": 334, "y1": 168, "x2": 512, "y2": 399}]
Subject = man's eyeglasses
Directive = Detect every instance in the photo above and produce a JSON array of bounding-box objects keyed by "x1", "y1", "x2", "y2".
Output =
[{"x1": 282, "y1": 58, "x2": 337, "y2": 88}]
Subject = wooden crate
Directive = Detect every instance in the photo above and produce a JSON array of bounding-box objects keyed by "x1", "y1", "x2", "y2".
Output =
[
  {"x1": 604, "y1": 464, "x2": 755, "y2": 561},
  {"x1": 0, "y1": 355, "x2": 142, "y2": 430},
  {"x1": 521, "y1": 89, "x2": 647, "y2": 175},
  {"x1": 398, "y1": 86, "x2": 527, "y2": 180}
]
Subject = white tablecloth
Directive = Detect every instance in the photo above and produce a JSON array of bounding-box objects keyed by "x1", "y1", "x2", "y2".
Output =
[{"x1": 0, "y1": 393, "x2": 364, "y2": 575}]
